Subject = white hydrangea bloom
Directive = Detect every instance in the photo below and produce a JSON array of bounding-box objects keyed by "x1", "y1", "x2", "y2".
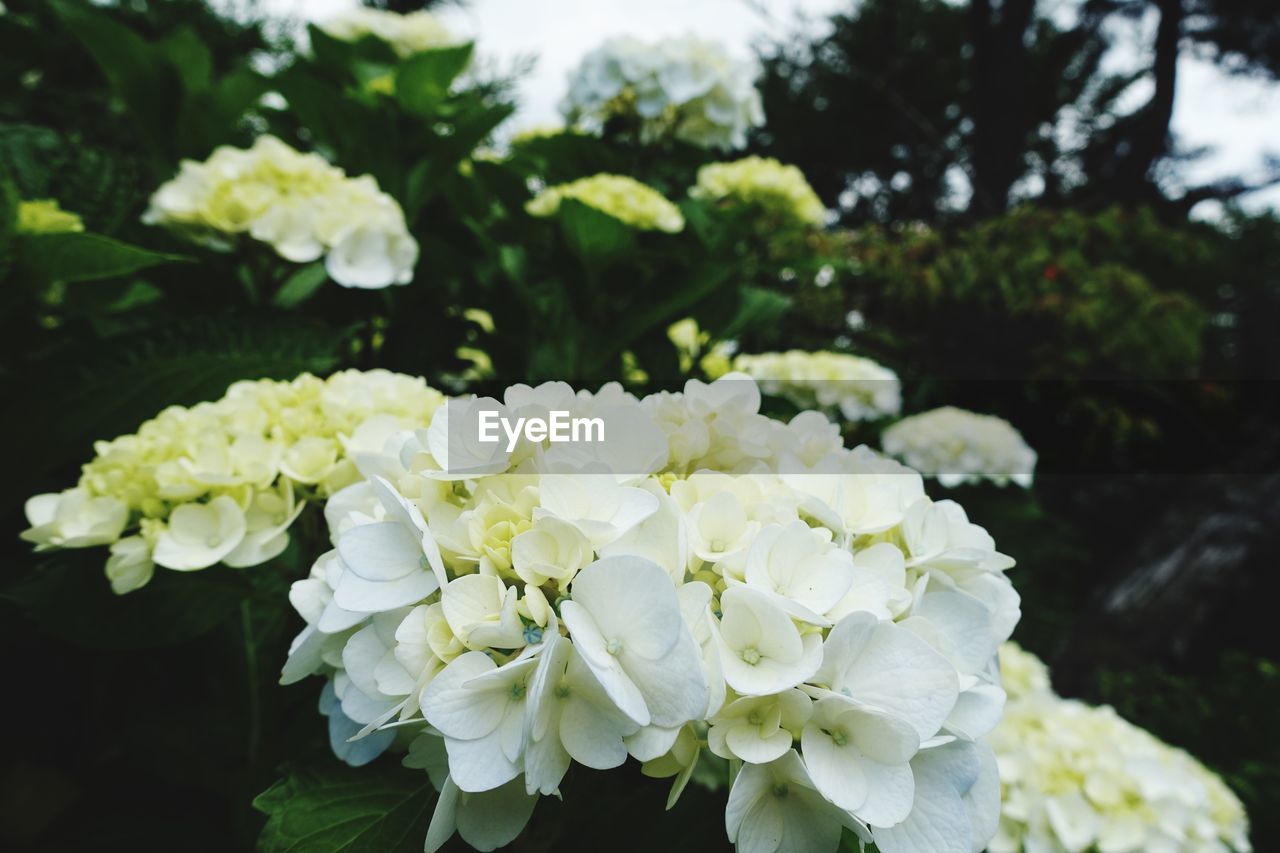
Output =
[
  {"x1": 526, "y1": 174, "x2": 685, "y2": 233},
  {"x1": 881, "y1": 406, "x2": 1038, "y2": 488},
  {"x1": 284, "y1": 373, "x2": 1020, "y2": 853},
  {"x1": 560, "y1": 35, "x2": 764, "y2": 150},
  {"x1": 318, "y1": 8, "x2": 456, "y2": 58},
  {"x1": 732, "y1": 350, "x2": 902, "y2": 422},
  {"x1": 991, "y1": 643, "x2": 1251, "y2": 853},
  {"x1": 22, "y1": 370, "x2": 444, "y2": 593},
  {"x1": 691, "y1": 156, "x2": 827, "y2": 227},
  {"x1": 144, "y1": 136, "x2": 418, "y2": 289}
]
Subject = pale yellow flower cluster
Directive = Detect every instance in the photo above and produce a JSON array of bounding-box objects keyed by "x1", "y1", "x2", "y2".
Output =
[
  {"x1": 22, "y1": 370, "x2": 444, "y2": 593},
  {"x1": 16, "y1": 199, "x2": 84, "y2": 235},
  {"x1": 731, "y1": 350, "x2": 902, "y2": 422},
  {"x1": 318, "y1": 8, "x2": 456, "y2": 58},
  {"x1": 998, "y1": 642, "x2": 1051, "y2": 701},
  {"x1": 144, "y1": 136, "x2": 418, "y2": 289},
  {"x1": 692, "y1": 156, "x2": 826, "y2": 227},
  {"x1": 526, "y1": 174, "x2": 685, "y2": 233},
  {"x1": 992, "y1": 644, "x2": 1251, "y2": 853},
  {"x1": 666, "y1": 317, "x2": 735, "y2": 378}
]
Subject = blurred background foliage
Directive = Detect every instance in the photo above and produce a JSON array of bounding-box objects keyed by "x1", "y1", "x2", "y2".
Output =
[
  {"x1": 0, "y1": 0, "x2": 1277, "y2": 850},
  {"x1": 753, "y1": 0, "x2": 1280, "y2": 224}
]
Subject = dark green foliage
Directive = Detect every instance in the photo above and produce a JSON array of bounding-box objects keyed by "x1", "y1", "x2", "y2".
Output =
[
  {"x1": 256, "y1": 758, "x2": 436, "y2": 853},
  {"x1": 753, "y1": 0, "x2": 1141, "y2": 222},
  {"x1": 754, "y1": 0, "x2": 1280, "y2": 223},
  {"x1": 754, "y1": 0, "x2": 972, "y2": 224},
  {"x1": 6, "y1": 314, "x2": 349, "y2": 507},
  {"x1": 14, "y1": 232, "x2": 184, "y2": 285},
  {"x1": 0, "y1": 124, "x2": 144, "y2": 234},
  {"x1": 1, "y1": 0, "x2": 276, "y2": 162},
  {"x1": 2, "y1": 549, "x2": 252, "y2": 650},
  {"x1": 257, "y1": 754, "x2": 738, "y2": 853},
  {"x1": 838, "y1": 207, "x2": 1211, "y2": 382},
  {"x1": 766, "y1": 206, "x2": 1226, "y2": 468}
]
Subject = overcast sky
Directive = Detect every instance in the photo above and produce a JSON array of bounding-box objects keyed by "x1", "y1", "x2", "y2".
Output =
[{"x1": 259, "y1": 0, "x2": 1280, "y2": 216}]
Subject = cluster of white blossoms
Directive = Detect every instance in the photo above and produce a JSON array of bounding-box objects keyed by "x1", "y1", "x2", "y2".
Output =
[
  {"x1": 143, "y1": 136, "x2": 419, "y2": 289},
  {"x1": 526, "y1": 173, "x2": 685, "y2": 233},
  {"x1": 285, "y1": 373, "x2": 1020, "y2": 853},
  {"x1": 317, "y1": 8, "x2": 457, "y2": 58},
  {"x1": 691, "y1": 156, "x2": 827, "y2": 227},
  {"x1": 22, "y1": 371, "x2": 444, "y2": 593},
  {"x1": 881, "y1": 407, "x2": 1037, "y2": 488},
  {"x1": 991, "y1": 644, "x2": 1251, "y2": 853},
  {"x1": 560, "y1": 35, "x2": 765, "y2": 150},
  {"x1": 729, "y1": 350, "x2": 902, "y2": 423}
]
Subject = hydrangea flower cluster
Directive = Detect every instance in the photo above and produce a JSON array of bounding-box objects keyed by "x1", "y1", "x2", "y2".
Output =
[
  {"x1": 997, "y1": 641, "x2": 1051, "y2": 701},
  {"x1": 692, "y1": 156, "x2": 827, "y2": 227},
  {"x1": 285, "y1": 374, "x2": 1019, "y2": 853},
  {"x1": 317, "y1": 8, "x2": 457, "y2": 58},
  {"x1": 729, "y1": 350, "x2": 903, "y2": 423},
  {"x1": 526, "y1": 174, "x2": 685, "y2": 233},
  {"x1": 143, "y1": 136, "x2": 419, "y2": 289},
  {"x1": 16, "y1": 199, "x2": 84, "y2": 234},
  {"x1": 881, "y1": 407, "x2": 1037, "y2": 488},
  {"x1": 22, "y1": 370, "x2": 444, "y2": 593},
  {"x1": 559, "y1": 35, "x2": 765, "y2": 150},
  {"x1": 991, "y1": 644, "x2": 1251, "y2": 853}
]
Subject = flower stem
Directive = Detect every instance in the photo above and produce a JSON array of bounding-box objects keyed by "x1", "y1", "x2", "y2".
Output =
[{"x1": 241, "y1": 599, "x2": 262, "y2": 765}]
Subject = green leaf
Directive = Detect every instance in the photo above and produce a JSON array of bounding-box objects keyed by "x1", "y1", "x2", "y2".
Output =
[
  {"x1": 307, "y1": 23, "x2": 398, "y2": 73},
  {"x1": 273, "y1": 263, "x2": 330, "y2": 308},
  {"x1": 557, "y1": 199, "x2": 636, "y2": 269},
  {"x1": 0, "y1": 123, "x2": 144, "y2": 234},
  {"x1": 395, "y1": 44, "x2": 475, "y2": 115},
  {"x1": 255, "y1": 758, "x2": 435, "y2": 853},
  {"x1": 156, "y1": 26, "x2": 213, "y2": 92},
  {"x1": 275, "y1": 68, "x2": 381, "y2": 168},
  {"x1": 177, "y1": 69, "x2": 267, "y2": 156},
  {"x1": 58, "y1": 278, "x2": 165, "y2": 325},
  {"x1": 49, "y1": 0, "x2": 179, "y2": 152},
  {"x1": 718, "y1": 286, "x2": 793, "y2": 340},
  {"x1": 403, "y1": 105, "x2": 516, "y2": 214},
  {"x1": 15, "y1": 232, "x2": 186, "y2": 284},
  {"x1": 508, "y1": 132, "x2": 627, "y2": 185},
  {"x1": 598, "y1": 261, "x2": 735, "y2": 359}
]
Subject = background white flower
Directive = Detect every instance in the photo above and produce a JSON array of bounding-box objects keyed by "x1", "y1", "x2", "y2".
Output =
[
  {"x1": 881, "y1": 406, "x2": 1037, "y2": 488},
  {"x1": 559, "y1": 35, "x2": 764, "y2": 150},
  {"x1": 990, "y1": 643, "x2": 1251, "y2": 853},
  {"x1": 144, "y1": 136, "x2": 419, "y2": 289},
  {"x1": 731, "y1": 350, "x2": 902, "y2": 423}
]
